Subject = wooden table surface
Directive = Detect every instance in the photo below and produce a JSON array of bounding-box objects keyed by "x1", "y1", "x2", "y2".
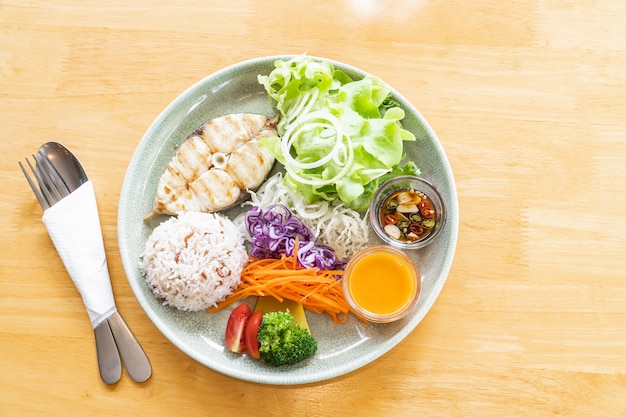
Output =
[{"x1": 2, "y1": 1, "x2": 626, "y2": 415}]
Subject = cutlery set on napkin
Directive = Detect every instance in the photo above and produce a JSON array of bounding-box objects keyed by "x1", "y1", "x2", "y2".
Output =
[{"x1": 19, "y1": 142, "x2": 151, "y2": 384}]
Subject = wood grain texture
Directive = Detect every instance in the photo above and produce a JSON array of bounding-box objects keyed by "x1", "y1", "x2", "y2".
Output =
[{"x1": 2, "y1": 0, "x2": 626, "y2": 416}]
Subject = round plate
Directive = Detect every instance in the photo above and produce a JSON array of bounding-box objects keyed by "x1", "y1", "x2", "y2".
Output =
[{"x1": 118, "y1": 55, "x2": 458, "y2": 385}]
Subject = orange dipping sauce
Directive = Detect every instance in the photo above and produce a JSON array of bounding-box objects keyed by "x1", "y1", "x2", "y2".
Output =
[{"x1": 343, "y1": 246, "x2": 420, "y2": 322}]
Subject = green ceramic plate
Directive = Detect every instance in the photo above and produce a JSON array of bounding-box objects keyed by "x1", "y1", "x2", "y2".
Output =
[{"x1": 118, "y1": 55, "x2": 458, "y2": 385}]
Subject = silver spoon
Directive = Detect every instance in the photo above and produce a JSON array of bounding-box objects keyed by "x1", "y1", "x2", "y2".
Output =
[{"x1": 38, "y1": 142, "x2": 152, "y2": 383}]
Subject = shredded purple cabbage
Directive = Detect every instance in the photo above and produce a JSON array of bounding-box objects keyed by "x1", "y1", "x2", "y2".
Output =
[{"x1": 245, "y1": 204, "x2": 345, "y2": 270}]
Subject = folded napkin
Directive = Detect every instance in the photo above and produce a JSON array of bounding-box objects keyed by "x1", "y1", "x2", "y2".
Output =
[{"x1": 42, "y1": 180, "x2": 117, "y2": 328}]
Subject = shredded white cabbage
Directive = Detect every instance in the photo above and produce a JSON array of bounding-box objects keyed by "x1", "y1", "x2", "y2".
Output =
[{"x1": 239, "y1": 172, "x2": 369, "y2": 261}]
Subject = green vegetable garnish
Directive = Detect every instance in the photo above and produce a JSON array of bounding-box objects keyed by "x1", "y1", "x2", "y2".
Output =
[
  {"x1": 258, "y1": 55, "x2": 420, "y2": 212},
  {"x1": 257, "y1": 310, "x2": 317, "y2": 367}
]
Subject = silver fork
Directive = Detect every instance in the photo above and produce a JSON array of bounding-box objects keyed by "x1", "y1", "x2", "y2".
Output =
[
  {"x1": 19, "y1": 155, "x2": 123, "y2": 384},
  {"x1": 18, "y1": 156, "x2": 52, "y2": 209}
]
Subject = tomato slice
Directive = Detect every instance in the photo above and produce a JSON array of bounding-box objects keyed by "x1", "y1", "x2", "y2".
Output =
[
  {"x1": 225, "y1": 304, "x2": 251, "y2": 353},
  {"x1": 244, "y1": 311, "x2": 263, "y2": 359}
]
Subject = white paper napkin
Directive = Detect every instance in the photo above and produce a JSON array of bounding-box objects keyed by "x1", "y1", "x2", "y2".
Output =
[{"x1": 42, "y1": 180, "x2": 117, "y2": 328}]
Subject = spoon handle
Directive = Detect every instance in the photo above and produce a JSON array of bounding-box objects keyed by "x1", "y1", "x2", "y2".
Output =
[
  {"x1": 94, "y1": 320, "x2": 122, "y2": 384},
  {"x1": 107, "y1": 311, "x2": 152, "y2": 382}
]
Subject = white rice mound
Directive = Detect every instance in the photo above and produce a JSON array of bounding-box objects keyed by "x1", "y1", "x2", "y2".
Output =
[{"x1": 140, "y1": 211, "x2": 248, "y2": 311}]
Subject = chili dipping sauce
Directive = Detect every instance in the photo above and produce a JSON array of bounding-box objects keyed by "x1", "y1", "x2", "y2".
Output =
[{"x1": 379, "y1": 188, "x2": 437, "y2": 243}]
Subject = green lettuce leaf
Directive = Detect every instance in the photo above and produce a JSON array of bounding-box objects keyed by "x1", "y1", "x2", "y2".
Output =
[{"x1": 258, "y1": 55, "x2": 418, "y2": 212}]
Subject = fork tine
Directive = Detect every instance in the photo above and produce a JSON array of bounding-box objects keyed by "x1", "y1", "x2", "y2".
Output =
[
  {"x1": 19, "y1": 158, "x2": 50, "y2": 210},
  {"x1": 33, "y1": 155, "x2": 67, "y2": 205},
  {"x1": 28, "y1": 155, "x2": 61, "y2": 205},
  {"x1": 35, "y1": 154, "x2": 68, "y2": 204},
  {"x1": 28, "y1": 156, "x2": 56, "y2": 207}
]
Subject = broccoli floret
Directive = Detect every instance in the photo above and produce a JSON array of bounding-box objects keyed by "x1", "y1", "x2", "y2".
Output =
[{"x1": 257, "y1": 310, "x2": 317, "y2": 366}]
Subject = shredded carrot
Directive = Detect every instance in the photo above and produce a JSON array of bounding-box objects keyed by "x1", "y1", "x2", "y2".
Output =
[{"x1": 207, "y1": 236, "x2": 354, "y2": 324}]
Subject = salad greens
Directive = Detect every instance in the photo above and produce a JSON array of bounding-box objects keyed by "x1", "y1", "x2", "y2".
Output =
[{"x1": 258, "y1": 55, "x2": 419, "y2": 212}]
